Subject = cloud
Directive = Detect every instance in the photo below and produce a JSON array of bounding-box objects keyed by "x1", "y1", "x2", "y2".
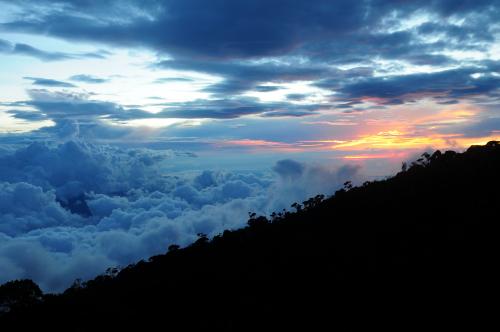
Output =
[
  {"x1": 0, "y1": 182, "x2": 83, "y2": 236},
  {"x1": 1, "y1": 1, "x2": 498, "y2": 104},
  {"x1": 6, "y1": 109, "x2": 48, "y2": 121},
  {"x1": 153, "y1": 77, "x2": 194, "y2": 84},
  {"x1": 316, "y1": 64, "x2": 500, "y2": 105},
  {"x1": 12, "y1": 43, "x2": 74, "y2": 61},
  {"x1": 259, "y1": 110, "x2": 319, "y2": 118},
  {"x1": 0, "y1": 0, "x2": 366, "y2": 58},
  {"x1": 0, "y1": 141, "x2": 169, "y2": 201},
  {"x1": 441, "y1": 116, "x2": 500, "y2": 138},
  {"x1": 286, "y1": 93, "x2": 308, "y2": 101},
  {"x1": 272, "y1": 159, "x2": 304, "y2": 180},
  {"x1": 7, "y1": 90, "x2": 328, "y2": 124},
  {"x1": 11, "y1": 84, "x2": 495, "y2": 157},
  {"x1": 269, "y1": 159, "x2": 362, "y2": 210},
  {"x1": 69, "y1": 75, "x2": 109, "y2": 84},
  {"x1": 0, "y1": 38, "x2": 109, "y2": 62},
  {"x1": 11, "y1": 89, "x2": 161, "y2": 127},
  {"x1": 254, "y1": 85, "x2": 281, "y2": 92},
  {"x1": 156, "y1": 58, "x2": 328, "y2": 95},
  {"x1": 158, "y1": 98, "x2": 328, "y2": 119},
  {"x1": 0, "y1": 139, "x2": 363, "y2": 292},
  {"x1": 4, "y1": 0, "x2": 497, "y2": 60},
  {"x1": 24, "y1": 77, "x2": 77, "y2": 88},
  {"x1": 0, "y1": 38, "x2": 11, "y2": 52}
]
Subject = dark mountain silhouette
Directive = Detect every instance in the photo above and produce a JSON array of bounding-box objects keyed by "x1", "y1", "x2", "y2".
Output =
[{"x1": 1, "y1": 141, "x2": 499, "y2": 330}]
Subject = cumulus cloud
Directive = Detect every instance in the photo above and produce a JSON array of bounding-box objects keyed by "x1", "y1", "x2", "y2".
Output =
[
  {"x1": 0, "y1": 182, "x2": 82, "y2": 236},
  {"x1": 0, "y1": 140, "x2": 363, "y2": 292},
  {"x1": 270, "y1": 159, "x2": 361, "y2": 209}
]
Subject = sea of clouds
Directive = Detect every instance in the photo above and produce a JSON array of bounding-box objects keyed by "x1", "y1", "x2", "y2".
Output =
[{"x1": 0, "y1": 140, "x2": 361, "y2": 292}]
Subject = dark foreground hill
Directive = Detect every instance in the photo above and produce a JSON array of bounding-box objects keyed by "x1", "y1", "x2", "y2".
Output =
[{"x1": 1, "y1": 142, "x2": 499, "y2": 330}]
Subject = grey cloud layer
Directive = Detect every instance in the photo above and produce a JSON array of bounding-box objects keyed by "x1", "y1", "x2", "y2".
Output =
[
  {"x1": 8, "y1": 89, "x2": 329, "y2": 123},
  {"x1": 1, "y1": 0, "x2": 498, "y2": 103},
  {"x1": 317, "y1": 64, "x2": 500, "y2": 105},
  {"x1": 2, "y1": 0, "x2": 498, "y2": 59}
]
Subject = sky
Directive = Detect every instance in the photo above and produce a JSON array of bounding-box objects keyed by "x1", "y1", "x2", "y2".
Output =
[{"x1": 0, "y1": 0, "x2": 499, "y2": 291}]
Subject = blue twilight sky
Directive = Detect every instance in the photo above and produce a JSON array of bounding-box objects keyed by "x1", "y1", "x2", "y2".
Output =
[{"x1": 0, "y1": 0, "x2": 499, "y2": 291}]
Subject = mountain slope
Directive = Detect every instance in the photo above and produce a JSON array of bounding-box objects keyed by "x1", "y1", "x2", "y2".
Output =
[{"x1": 1, "y1": 142, "x2": 499, "y2": 330}]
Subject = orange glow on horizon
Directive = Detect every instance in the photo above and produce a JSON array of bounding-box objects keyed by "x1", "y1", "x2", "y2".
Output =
[
  {"x1": 330, "y1": 130, "x2": 500, "y2": 152},
  {"x1": 215, "y1": 132, "x2": 500, "y2": 155},
  {"x1": 343, "y1": 152, "x2": 409, "y2": 160},
  {"x1": 222, "y1": 139, "x2": 286, "y2": 147},
  {"x1": 215, "y1": 101, "x2": 498, "y2": 157},
  {"x1": 217, "y1": 139, "x2": 302, "y2": 152},
  {"x1": 330, "y1": 130, "x2": 449, "y2": 150}
]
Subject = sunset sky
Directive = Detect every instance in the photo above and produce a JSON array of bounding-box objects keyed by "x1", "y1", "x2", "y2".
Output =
[
  {"x1": 0, "y1": 0, "x2": 499, "y2": 291},
  {"x1": 1, "y1": 1, "x2": 499, "y2": 162}
]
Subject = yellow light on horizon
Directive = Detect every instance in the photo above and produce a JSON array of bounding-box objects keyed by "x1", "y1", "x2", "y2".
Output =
[{"x1": 330, "y1": 129, "x2": 500, "y2": 152}]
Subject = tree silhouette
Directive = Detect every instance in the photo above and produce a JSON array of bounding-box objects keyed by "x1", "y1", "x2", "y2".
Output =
[{"x1": 0, "y1": 280, "x2": 42, "y2": 313}]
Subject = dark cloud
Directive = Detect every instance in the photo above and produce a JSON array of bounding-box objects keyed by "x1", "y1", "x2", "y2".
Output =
[
  {"x1": 260, "y1": 110, "x2": 318, "y2": 118},
  {"x1": 1, "y1": 0, "x2": 498, "y2": 103},
  {"x1": 0, "y1": 38, "x2": 110, "y2": 61},
  {"x1": 286, "y1": 93, "x2": 308, "y2": 101},
  {"x1": 157, "y1": 60, "x2": 377, "y2": 97},
  {"x1": 0, "y1": 38, "x2": 11, "y2": 52},
  {"x1": 28, "y1": 99, "x2": 123, "y2": 120},
  {"x1": 449, "y1": 117, "x2": 500, "y2": 138},
  {"x1": 272, "y1": 159, "x2": 304, "y2": 180},
  {"x1": 0, "y1": 2, "x2": 492, "y2": 90},
  {"x1": 435, "y1": 99, "x2": 459, "y2": 105},
  {"x1": 0, "y1": 0, "x2": 368, "y2": 59},
  {"x1": 15, "y1": 89, "x2": 158, "y2": 124},
  {"x1": 69, "y1": 75, "x2": 109, "y2": 84},
  {"x1": 157, "y1": 58, "x2": 327, "y2": 95},
  {"x1": 153, "y1": 77, "x2": 194, "y2": 83},
  {"x1": 9, "y1": 90, "x2": 329, "y2": 123},
  {"x1": 24, "y1": 77, "x2": 77, "y2": 88},
  {"x1": 6, "y1": 109, "x2": 48, "y2": 121},
  {"x1": 318, "y1": 64, "x2": 500, "y2": 104},
  {"x1": 417, "y1": 21, "x2": 494, "y2": 45},
  {"x1": 156, "y1": 98, "x2": 329, "y2": 119},
  {"x1": 423, "y1": 0, "x2": 499, "y2": 17},
  {"x1": 254, "y1": 85, "x2": 281, "y2": 92},
  {"x1": 158, "y1": 106, "x2": 262, "y2": 119},
  {"x1": 4, "y1": 0, "x2": 496, "y2": 60},
  {"x1": 13, "y1": 43, "x2": 75, "y2": 61}
]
